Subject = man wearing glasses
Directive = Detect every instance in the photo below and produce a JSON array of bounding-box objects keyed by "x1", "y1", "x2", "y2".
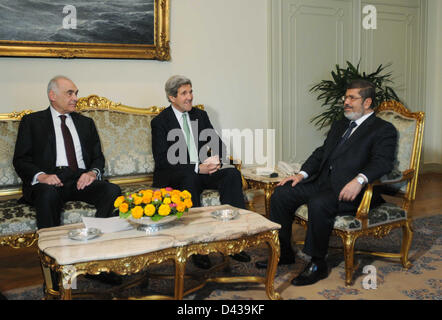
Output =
[{"x1": 255, "y1": 79, "x2": 398, "y2": 286}]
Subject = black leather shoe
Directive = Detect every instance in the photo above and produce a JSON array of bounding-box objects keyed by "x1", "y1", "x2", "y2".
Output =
[
  {"x1": 230, "y1": 251, "x2": 251, "y2": 262},
  {"x1": 255, "y1": 255, "x2": 295, "y2": 269},
  {"x1": 192, "y1": 254, "x2": 212, "y2": 269},
  {"x1": 291, "y1": 261, "x2": 328, "y2": 286},
  {"x1": 85, "y1": 272, "x2": 123, "y2": 286}
]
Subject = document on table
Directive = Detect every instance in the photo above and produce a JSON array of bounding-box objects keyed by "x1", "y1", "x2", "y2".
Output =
[{"x1": 82, "y1": 216, "x2": 134, "y2": 234}]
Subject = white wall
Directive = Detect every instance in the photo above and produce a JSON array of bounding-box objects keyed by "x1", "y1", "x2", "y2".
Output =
[
  {"x1": 424, "y1": 0, "x2": 442, "y2": 167},
  {"x1": 0, "y1": 0, "x2": 269, "y2": 137}
]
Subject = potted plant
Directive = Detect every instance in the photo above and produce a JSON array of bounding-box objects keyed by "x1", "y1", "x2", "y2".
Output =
[{"x1": 310, "y1": 61, "x2": 401, "y2": 129}]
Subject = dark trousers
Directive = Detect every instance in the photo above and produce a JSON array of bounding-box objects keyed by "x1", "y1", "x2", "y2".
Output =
[
  {"x1": 270, "y1": 180, "x2": 344, "y2": 259},
  {"x1": 29, "y1": 169, "x2": 121, "y2": 229},
  {"x1": 155, "y1": 167, "x2": 245, "y2": 209}
]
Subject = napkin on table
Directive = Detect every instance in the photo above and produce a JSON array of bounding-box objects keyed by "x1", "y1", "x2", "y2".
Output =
[{"x1": 82, "y1": 216, "x2": 133, "y2": 234}]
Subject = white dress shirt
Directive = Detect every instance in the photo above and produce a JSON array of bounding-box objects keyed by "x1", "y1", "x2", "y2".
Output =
[
  {"x1": 171, "y1": 106, "x2": 199, "y2": 173},
  {"x1": 299, "y1": 112, "x2": 374, "y2": 183},
  {"x1": 32, "y1": 106, "x2": 88, "y2": 184}
]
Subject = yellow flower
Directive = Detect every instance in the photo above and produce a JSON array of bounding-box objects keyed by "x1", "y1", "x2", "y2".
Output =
[
  {"x1": 163, "y1": 197, "x2": 171, "y2": 205},
  {"x1": 114, "y1": 196, "x2": 125, "y2": 208},
  {"x1": 184, "y1": 198, "x2": 193, "y2": 209},
  {"x1": 181, "y1": 190, "x2": 192, "y2": 199},
  {"x1": 144, "y1": 204, "x2": 156, "y2": 217},
  {"x1": 158, "y1": 204, "x2": 171, "y2": 216},
  {"x1": 171, "y1": 190, "x2": 181, "y2": 198},
  {"x1": 176, "y1": 202, "x2": 186, "y2": 213},
  {"x1": 119, "y1": 202, "x2": 129, "y2": 213},
  {"x1": 171, "y1": 195, "x2": 181, "y2": 204},
  {"x1": 133, "y1": 196, "x2": 143, "y2": 205},
  {"x1": 131, "y1": 206, "x2": 144, "y2": 219},
  {"x1": 142, "y1": 194, "x2": 152, "y2": 204}
]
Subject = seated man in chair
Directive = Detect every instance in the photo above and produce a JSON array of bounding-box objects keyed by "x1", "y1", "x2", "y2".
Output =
[
  {"x1": 13, "y1": 76, "x2": 122, "y2": 287},
  {"x1": 256, "y1": 79, "x2": 398, "y2": 286},
  {"x1": 151, "y1": 75, "x2": 250, "y2": 269}
]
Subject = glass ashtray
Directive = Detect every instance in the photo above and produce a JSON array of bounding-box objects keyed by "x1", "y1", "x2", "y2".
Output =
[
  {"x1": 211, "y1": 209, "x2": 239, "y2": 221},
  {"x1": 68, "y1": 228, "x2": 102, "y2": 241}
]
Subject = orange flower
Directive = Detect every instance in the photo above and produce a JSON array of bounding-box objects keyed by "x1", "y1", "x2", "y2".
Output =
[
  {"x1": 171, "y1": 190, "x2": 181, "y2": 198},
  {"x1": 142, "y1": 194, "x2": 152, "y2": 204},
  {"x1": 133, "y1": 195, "x2": 143, "y2": 205},
  {"x1": 144, "y1": 204, "x2": 156, "y2": 216},
  {"x1": 163, "y1": 197, "x2": 171, "y2": 205},
  {"x1": 119, "y1": 202, "x2": 129, "y2": 213},
  {"x1": 131, "y1": 206, "x2": 144, "y2": 219},
  {"x1": 176, "y1": 202, "x2": 186, "y2": 213},
  {"x1": 171, "y1": 195, "x2": 181, "y2": 204},
  {"x1": 158, "y1": 204, "x2": 171, "y2": 216},
  {"x1": 114, "y1": 196, "x2": 125, "y2": 208},
  {"x1": 184, "y1": 198, "x2": 193, "y2": 209},
  {"x1": 181, "y1": 190, "x2": 192, "y2": 199}
]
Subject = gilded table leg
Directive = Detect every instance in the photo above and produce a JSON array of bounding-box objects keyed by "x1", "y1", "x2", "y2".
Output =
[
  {"x1": 60, "y1": 265, "x2": 79, "y2": 300},
  {"x1": 40, "y1": 263, "x2": 59, "y2": 300},
  {"x1": 174, "y1": 247, "x2": 187, "y2": 300},
  {"x1": 264, "y1": 185, "x2": 273, "y2": 219},
  {"x1": 264, "y1": 230, "x2": 282, "y2": 300}
]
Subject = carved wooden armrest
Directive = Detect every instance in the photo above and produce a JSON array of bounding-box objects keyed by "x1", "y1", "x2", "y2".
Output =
[
  {"x1": 355, "y1": 169, "x2": 414, "y2": 228},
  {"x1": 372, "y1": 169, "x2": 414, "y2": 186}
]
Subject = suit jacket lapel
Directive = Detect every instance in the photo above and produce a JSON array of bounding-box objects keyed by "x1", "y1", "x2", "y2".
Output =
[
  {"x1": 331, "y1": 113, "x2": 376, "y2": 158},
  {"x1": 43, "y1": 107, "x2": 57, "y2": 164}
]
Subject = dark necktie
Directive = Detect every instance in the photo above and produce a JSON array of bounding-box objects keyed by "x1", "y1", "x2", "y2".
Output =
[
  {"x1": 59, "y1": 115, "x2": 78, "y2": 171},
  {"x1": 337, "y1": 121, "x2": 357, "y2": 147}
]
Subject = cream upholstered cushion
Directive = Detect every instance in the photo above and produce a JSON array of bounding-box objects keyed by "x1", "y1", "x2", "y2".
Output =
[
  {"x1": 377, "y1": 110, "x2": 417, "y2": 192},
  {"x1": 0, "y1": 120, "x2": 22, "y2": 190},
  {"x1": 81, "y1": 110, "x2": 156, "y2": 178},
  {"x1": 294, "y1": 203, "x2": 406, "y2": 232}
]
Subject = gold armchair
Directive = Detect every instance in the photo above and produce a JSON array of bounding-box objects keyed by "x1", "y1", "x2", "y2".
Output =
[{"x1": 294, "y1": 100, "x2": 425, "y2": 286}]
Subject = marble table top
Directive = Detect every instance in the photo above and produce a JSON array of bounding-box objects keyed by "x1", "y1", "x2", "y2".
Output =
[
  {"x1": 241, "y1": 166, "x2": 288, "y2": 184},
  {"x1": 37, "y1": 205, "x2": 281, "y2": 266}
]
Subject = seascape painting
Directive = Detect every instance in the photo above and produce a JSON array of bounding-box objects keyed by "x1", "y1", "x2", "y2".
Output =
[
  {"x1": 0, "y1": 0, "x2": 154, "y2": 44},
  {"x1": 0, "y1": 0, "x2": 169, "y2": 60}
]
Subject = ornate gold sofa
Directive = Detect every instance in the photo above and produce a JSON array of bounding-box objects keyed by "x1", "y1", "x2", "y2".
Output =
[{"x1": 0, "y1": 95, "x2": 251, "y2": 249}]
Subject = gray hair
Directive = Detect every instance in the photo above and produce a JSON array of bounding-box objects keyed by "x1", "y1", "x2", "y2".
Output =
[
  {"x1": 165, "y1": 75, "x2": 192, "y2": 102},
  {"x1": 47, "y1": 75, "x2": 73, "y2": 98}
]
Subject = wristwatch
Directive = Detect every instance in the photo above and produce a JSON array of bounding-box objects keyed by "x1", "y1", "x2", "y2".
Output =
[{"x1": 356, "y1": 176, "x2": 365, "y2": 185}]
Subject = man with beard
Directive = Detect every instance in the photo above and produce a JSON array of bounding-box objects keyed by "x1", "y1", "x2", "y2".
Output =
[{"x1": 255, "y1": 79, "x2": 398, "y2": 286}]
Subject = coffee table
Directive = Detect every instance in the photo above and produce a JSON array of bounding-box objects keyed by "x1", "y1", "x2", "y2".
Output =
[{"x1": 38, "y1": 205, "x2": 282, "y2": 300}]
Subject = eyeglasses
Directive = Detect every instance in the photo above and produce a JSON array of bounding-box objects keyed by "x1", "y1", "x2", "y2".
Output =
[{"x1": 342, "y1": 95, "x2": 363, "y2": 102}]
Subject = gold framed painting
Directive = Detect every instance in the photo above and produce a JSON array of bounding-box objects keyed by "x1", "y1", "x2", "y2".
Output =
[{"x1": 0, "y1": 0, "x2": 170, "y2": 60}]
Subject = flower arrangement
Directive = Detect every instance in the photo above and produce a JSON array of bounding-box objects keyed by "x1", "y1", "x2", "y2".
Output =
[{"x1": 114, "y1": 187, "x2": 192, "y2": 221}]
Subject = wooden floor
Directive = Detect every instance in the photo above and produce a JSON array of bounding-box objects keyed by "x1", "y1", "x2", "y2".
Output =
[{"x1": 1, "y1": 172, "x2": 441, "y2": 293}]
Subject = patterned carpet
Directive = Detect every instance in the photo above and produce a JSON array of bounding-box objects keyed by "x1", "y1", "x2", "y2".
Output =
[{"x1": 4, "y1": 214, "x2": 441, "y2": 300}]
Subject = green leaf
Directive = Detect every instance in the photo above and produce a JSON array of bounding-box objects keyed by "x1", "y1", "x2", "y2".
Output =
[{"x1": 119, "y1": 210, "x2": 131, "y2": 219}]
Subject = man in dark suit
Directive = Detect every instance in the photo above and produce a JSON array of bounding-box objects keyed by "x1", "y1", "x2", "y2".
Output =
[
  {"x1": 151, "y1": 75, "x2": 250, "y2": 268},
  {"x1": 13, "y1": 76, "x2": 122, "y2": 287},
  {"x1": 256, "y1": 79, "x2": 398, "y2": 286},
  {"x1": 13, "y1": 76, "x2": 121, "y2": 229}
]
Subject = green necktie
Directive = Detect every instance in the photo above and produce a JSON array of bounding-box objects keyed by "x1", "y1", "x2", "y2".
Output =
[{"x1": 182, "y1": 113, "x2": 198, "y2": 163}]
